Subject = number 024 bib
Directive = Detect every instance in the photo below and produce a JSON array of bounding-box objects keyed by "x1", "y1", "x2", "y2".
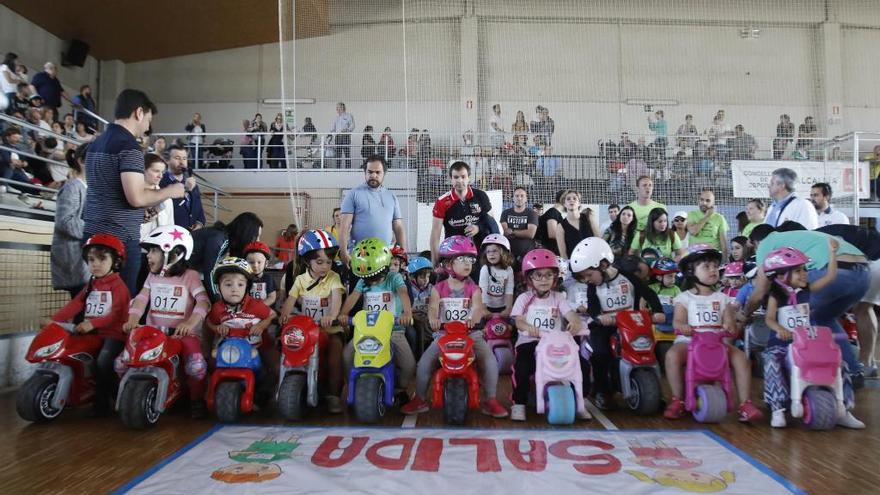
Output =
[{"x1": 363, "y1": 291, "x2": 395, "y2": 314}]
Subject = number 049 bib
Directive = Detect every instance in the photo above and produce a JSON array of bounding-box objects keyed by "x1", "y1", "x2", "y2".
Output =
[{"x1": 526, "y1": 305, "x2": 562, "y2": 334}]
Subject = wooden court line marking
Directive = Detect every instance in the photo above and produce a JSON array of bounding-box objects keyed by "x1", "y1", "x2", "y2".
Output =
[
  {"x1": 401, "y1": 414, "x2": 418, "y2": 428},
  {"x1": 584, "y1": 400, "x2": 618, "y2": 430}
]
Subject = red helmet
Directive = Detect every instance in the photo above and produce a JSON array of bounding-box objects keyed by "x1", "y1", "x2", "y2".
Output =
[
  {"x1": 391, "y1": 245, "x2": 408, "y2": 264},
  {"x1": 82, "y1": 233, "x2": 125, "y2": 262},
  {"x1": 244, "y1": 241, "x2": 272, "y2": 259}
]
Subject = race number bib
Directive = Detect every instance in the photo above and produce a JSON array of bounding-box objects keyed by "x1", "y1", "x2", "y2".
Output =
[
  {"x1": 300, "y1": 295, "x2": 329, "y2": 322},
  {"x1": 572, "y1": 286, "x2": 589, "y2": 308},
  {"x1": 412, "y1": 293, "x2": 429, "y2": 313},
  {"x1": 439, "y1": 297, "x2": 471, "y2": 323},
  {"x1": 526, "y1": 305, "x2": 562, "y2": 334},
  {"x1": 364, "y1": 291, "x2": 395, "y2": 313},
  {"x1": 84, "y1": 290, "x2": 112, "y2": 318},
  {"x1": 658, "y1": 295, "x2": 673, "y2": 307},
  {"x1": 778, "y1": 303, "x2": 810, "y2": 331},
  {"x1": 687, "y1": 298, "x2": 723, "y2": 329},
  {"x1": 250, "y1": 282, "x2": 267, "y2": 301},
  {"x1": 597, "y1": 278, "x2": 632, "y2": 313},
  {"x1": 151, "y1": 284, "x2": 188, "y2": 318}
]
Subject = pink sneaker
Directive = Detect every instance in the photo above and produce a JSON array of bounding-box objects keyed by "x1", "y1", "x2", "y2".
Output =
[
  {"x1": 401, "y1": 396, "x2": 429, "y2": 415},
  {"x1": 480, "y1": 398, "x2": 509, "y2": 418},
  {"x1": 663, "y1": 396, "x2": 685, "y2": 419},
  {"x1": 737, "y1": 400, "x2": 764, "y2": 423}
]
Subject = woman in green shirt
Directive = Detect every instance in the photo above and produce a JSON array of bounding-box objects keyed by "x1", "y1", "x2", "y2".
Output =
[
  {"x1": 740, "y1": 198, "x2": 766, "y2": 239},
  {"x1": 630, "y1": 207, "x2": 684, "y2": 260}
]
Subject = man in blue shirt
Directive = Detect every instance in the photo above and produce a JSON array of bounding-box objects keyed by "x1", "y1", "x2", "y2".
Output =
[
  {"x1": 329, "y1": 102, "x2": 355, "y2": 168},
  {"x1": 72, "y1": 85, "x2": 98, "y2": 133},
  {"x1": 30, "y1": 62, "x2": 68, "y2": 114},
  {"x1": 160, "y1": 144, "x2": 205, "y2": 231}
]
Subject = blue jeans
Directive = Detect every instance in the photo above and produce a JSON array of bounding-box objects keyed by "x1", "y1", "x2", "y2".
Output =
[
  {"x1": 808, "y1": 264, "x2": 869, "y2": 373},
  {"x1": 82, "y1": 233, "x2": 141, "y2": 296}
]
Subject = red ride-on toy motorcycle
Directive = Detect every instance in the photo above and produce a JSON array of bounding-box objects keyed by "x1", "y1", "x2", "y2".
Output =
[
  {"x1": 17, "y1": 322, "x2": 104, "y2": 422},
  {"x1": 276, "y1": 315, "x2": 327, "y2": 421},
  {"x1": 609, "y1": 309, "x2": 662, "y2": 415},
  {"x1": 116, "y1": 326, "x2": 186, "y2": 429},
  {"x1": 431, "y1": 321, "x2": 480, "y2": 425}
]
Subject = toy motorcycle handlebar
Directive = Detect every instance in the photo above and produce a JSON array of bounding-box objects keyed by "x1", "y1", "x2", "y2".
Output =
[{"x1": 48, "y1": 322, "x2": 77, "y2": 333}]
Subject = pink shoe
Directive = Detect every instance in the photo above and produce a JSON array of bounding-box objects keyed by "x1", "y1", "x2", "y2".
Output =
[
  {"x1": 663, "y1": 396, "x2": 685, "y2": 419},
  {"x1": 737, "y1": 400, "x2": 764, "y2": 423},
  {"x1": 480, "y1": 398, "x2": 509, "y2": 418},
  {"x1": 401, "y1": 396, "x2": 429, "y2": 415}
]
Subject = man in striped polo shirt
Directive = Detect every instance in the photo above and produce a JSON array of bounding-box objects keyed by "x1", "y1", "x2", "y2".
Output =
[{"x1": 83, "y1": 89, "x2": 185, "y2": 294}]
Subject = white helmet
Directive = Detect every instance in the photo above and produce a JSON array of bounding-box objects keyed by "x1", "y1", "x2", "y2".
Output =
[
  {"x1": 141, "y1": 225, "x2": 194, "y2": 261},
  {"x1": 481, "y1": 233, "x2": 510, "y2": 252},
  {"x1": 569, "y1": 237, "x2": 614, "y2": 274}
]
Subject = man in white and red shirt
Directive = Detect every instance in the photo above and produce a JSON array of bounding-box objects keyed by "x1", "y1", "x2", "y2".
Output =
[{"x1": 429, "y1": 161, "x2": 493, "y2": 265}]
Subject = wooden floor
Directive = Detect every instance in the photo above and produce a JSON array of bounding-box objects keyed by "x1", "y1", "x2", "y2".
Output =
[{"x1": 0, "y1": 375, "x2": 878, "y2": 494}]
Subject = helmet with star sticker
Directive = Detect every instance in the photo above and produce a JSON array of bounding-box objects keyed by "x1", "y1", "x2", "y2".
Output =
[{"x1": 141, "y1": 225, "x2": 194, "y2": 260}]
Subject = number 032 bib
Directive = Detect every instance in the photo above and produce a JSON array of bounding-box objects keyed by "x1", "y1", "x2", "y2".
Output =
[{"x1": 439, "y1": 297, "x2": 471, "y2": 323}]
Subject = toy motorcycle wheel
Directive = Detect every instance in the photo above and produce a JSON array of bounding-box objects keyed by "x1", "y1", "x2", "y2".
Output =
[
  {"x1": 16, "y1": 374, "x2": 62, "y2": 422},
  {"x1": 494, "y1": 347, "x2": 514, "y2": 375},
  {"x1": 119, "y1": 379, "x2": 160, "y2": 429},
  {"x1": 626, "y1": 368, "x2": 662, "y2": 416},
  {"x1": 546, "y1": 384, "x2": 576, "y2": 425},
  {"x1": 443, "y1": 377, "x2": 469, "y2": 425},
  {"x1": 693, "y1": 384, "x2": 727, "y2": 423},
  {"x1": 278, "y1": 374, "x2": 307, "y2": 421},
  {"x1": 354, "y1": 375, "x2": 385, "y2": 424},
  {"x1": 802, "y1": 387, "x2": 838, "y2": 430},
  {"x1": 215, "y1": 381, "x2": 242, "y2": 423}
]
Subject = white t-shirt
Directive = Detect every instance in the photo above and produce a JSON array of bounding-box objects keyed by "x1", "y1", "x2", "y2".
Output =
[
  {"x1": 817, "y1": 208, "x2": 849, "y2": 227},
  {"x1": 489, "y1": 113, "x2": 505, "y2": 135},
  {"x1": 479, "y1": 265, "x2": 514, "y2": 310},
  {"x1": 0, "y1": 64, "x2": 19, "y2": 93},
  {"x1": 765, "y1": 196, "x2": 818, "y2": 230},
  {"x1": 672, "y1": 290, "x2": 731, "y2": 343},
  {"x1": 510, "y1": 290, "x2": 572, "y2": 347}
]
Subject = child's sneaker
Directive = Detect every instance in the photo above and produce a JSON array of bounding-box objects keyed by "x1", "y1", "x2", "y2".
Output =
[
  {"x1": 770, "y1": 409, "x2": 787, "y2": 428},
  {"x1": 576, "y1": 408, "x2": 592, "y2": 420},
  {"x1": 737, "y1": 400, "x2": 764, "y2": 423},
  {"x1": 190, "y1": 399, "x2": 208, "y2": 419},
  {"x1": 837, "y1": 411, "x2": 866, "y2": 429},
  {"x1": 593, "y1": 392, "x2": 615, "y2": 411},
  {"x1": 510, "y1": 404, "x2": 526, "y2": 421},
  {"x1": 663, "y1": 396, "x2": 685, "y2": 419},
  {"x1": 325, "y1": 396, "x2": 343, "y2": 414},
  {"x1": 401, "y1": 396, "x2": 429, "y2": 415},
  {"x1": 480, "y1": 398, "x2": 509, "y2": 418}
]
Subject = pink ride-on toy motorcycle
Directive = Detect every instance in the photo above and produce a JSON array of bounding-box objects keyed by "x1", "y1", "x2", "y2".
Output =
[
  {"x1": 685, "y1": 330, "x2": 735, "y2": 423},
  {"x1": 484, "y1": 316, "x2": 514, "y2": 375},
  {"x1": 535, "y1": 330, "x2": 586, "y2": 425},
  {"x1": 789, "y1": 325, "x2": 846, "y2": 430}
]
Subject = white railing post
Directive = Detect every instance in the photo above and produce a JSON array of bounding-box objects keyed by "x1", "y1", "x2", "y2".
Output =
[{"x1": 853, "y1": 133, "x2": 860, "y2": 223}]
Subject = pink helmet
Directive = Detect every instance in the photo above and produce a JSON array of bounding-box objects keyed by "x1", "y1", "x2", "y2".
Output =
[
  {"x1": 723, "y1": 261, "x2": 745, "y2": 278},
  {"x1": 762, "y1": 247, "x2": 809, "y2": 276},
  {"x1": 481, "y1": 233, "x2": 510, "y2": 252},
  {"x1": 522, "y1": 248, "x2": 558, "y2": 278},
  {"x1": 438, "y1": 235, "x2": 478, "y2": 259}
]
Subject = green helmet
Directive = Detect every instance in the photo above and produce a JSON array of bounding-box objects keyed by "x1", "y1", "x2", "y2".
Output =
[{"x1": 350, "y1": 237, "x2": 392, "y2": 278}]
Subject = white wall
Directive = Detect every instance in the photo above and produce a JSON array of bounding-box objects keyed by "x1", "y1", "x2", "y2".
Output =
[{"x1": 0, "y1": 4, "x2": 100, "y2": 111}]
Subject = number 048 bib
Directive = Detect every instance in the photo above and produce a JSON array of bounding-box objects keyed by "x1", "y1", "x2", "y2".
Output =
[{"x1": 597, "y1": 277, "x2": 632, "y2": 313}]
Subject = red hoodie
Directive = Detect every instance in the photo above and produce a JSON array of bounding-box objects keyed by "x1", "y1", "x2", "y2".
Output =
[{"x1": 52, "y1": 272, "x2": 131, "y2": 341}]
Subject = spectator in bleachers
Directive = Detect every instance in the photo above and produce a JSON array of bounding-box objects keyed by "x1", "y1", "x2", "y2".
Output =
[
  {"x1": 418, "y1": 129, "x2": 432, "y2": 172},
  {"x1": 302, "y1": 116, "x2": 317, "y2": 145},
  {"x1": 489, "y1": 103, "x2": 506, "y2": 148},
  {"x1": 686, "y1": 188, "x2": 729, "y2": 258},
  {"x1": 670, "y1": 150, "x2": 692, "y2": 181},
  {"x1": 51, "y1": 144, "x2": 90, "y2": 298},
  {"x1": 647, "y1": 109, "x2": 667, "y2": 159},
  {"x1": 511, "y1": 110, "x2": 528, "y2": 147},
  {"x1": 628, "y1": 175, "x2": 667, "y2": 232},
  {"x1": 741, "y1": 198, "x2": 766, "y2": 239},
  {"x1": 797, "y1": 116, "x2": 817, "y2": 153},
  {"x1": 706, "y1": 114, "x2": 730, "y2": 157},
  {"x1": 378, "y1": 126, "x2": 395, "y2": 159},
  {"x1": 730, "y1": 124, "x2": 757, "y2": 160},
  {"x1": 530, "y1": 105, "x2": 555, "y2": 145},
  {"x1": 329, "y1": 102, "x2": 355, "y2": 168},
  {"x1": 869, "y1": 145, "x2": 880, "y2": 201},
  {"x1": 274, "y1": 223, "x2": 299, "y2": 265},
  {"x1": 361, "y1": 125, "x2": 376, "y2": 165},
  {"x1": 675, "y1": 114, "x2": 698, "y2": 149},
  {"x1": 7, "y1": 82, "x2": 30, "y2": 116},
  {"x1": 535, "y1": 143, "x2": 560, "y2": 177},
  {"x1": 618, "y1": 131, "x2": 635, "y2": 161},
  {"x1": 500, "y1": 186, "x2": 538, "y2": 269},
  {"x1": 0, "y1": 126, "x2": 34, "y2": 191},
  {"x1": 72, "y1": 85, "x2": 98, "y2": 133},
  {"x1": 62, "y1": 113, "x2": 75, "y2": 137},
  {"x1": 184, "y1": 112, "x2": 206, "y2": 168},
  {"x1": 149, "y1": 135, "x2": 166, "y2": 156},
  {"x1": 811, "y1": 182, "x2": 849, "y2": 227},
  {"x1": 785, "y1": 140, "x2": 810, "y2": 160},
  {"x1": 1, "y1": 53, "x2": 25, "y2": 101},
  {"x1": 160, "y1": 144, "x2": 205, "y2": 231},
  {"x1": 764, "y1": 167, "x2": 818, "y2": 229},
  {"x1": 74, "y1": 121, "x2": 94, "y2": 143},
  {"x1": 267, "y1": 113, "x2": 286, "y2": 169},
  {"x1": 31, "y1": 62, "x2": 68, "y2": 115},
  {"x1": 773, "y1": 114, "x2": 794, "y2": 159},
  {"x1": 600, "y1": 204, "x2": 619, "y2": 233},
  {"x1": 42, "y1": 107, "x2": 57, "y2": 125},
  {"x1": 247, "y1": 113, "x2": 267, "y2": 168}
]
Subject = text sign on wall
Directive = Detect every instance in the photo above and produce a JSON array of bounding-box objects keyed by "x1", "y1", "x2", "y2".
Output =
[{"x1": 731, "y1": 160, "x2": 868, "y2": 199}]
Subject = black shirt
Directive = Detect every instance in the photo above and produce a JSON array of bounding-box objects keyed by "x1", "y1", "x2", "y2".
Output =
[
  {"x1": 560, "y1": 211, "x2": 596, "y2": 259},
  {"x1": 500, "y1": 206, "x2": 538, "y2": 259},
  {"x1": 586, "y1": 269, "x2": 662, "y2": 328},
  {"x1": 433, "y1": 186, "x2": 492, "y2": 247},
  {"x1": 536, "y1": 207, "x2": 564, "y2": 255}
]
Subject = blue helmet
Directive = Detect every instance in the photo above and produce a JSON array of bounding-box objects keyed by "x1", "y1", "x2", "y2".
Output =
[
  {"x1": 297, "y1": 229, "x2": 338, "y2": 256},
  {"x1": 407, "y1": 256, "x2": 433, "y2": 275},
  {"x1": 652, "y1": 257, "x2": 679, "y2": 275}
]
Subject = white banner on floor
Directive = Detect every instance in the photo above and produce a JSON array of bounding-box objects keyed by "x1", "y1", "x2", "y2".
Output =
[
  {"x1": 119, "y1": 426, "x2": 802, "y2": 495},
  {"x1": 731, "y1": 160, "x2": 869, "y2": 199}
]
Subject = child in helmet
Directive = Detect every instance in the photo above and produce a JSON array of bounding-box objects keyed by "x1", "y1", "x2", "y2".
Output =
[
  {"x1": 561, "y1": 258, "x2": 595, "y2": 399},
  {"x1": 122, "y1": 225, "x2": 211, "y2": 418},
  {"x1": 244, "y1": 241, "x2": 277, "y2": 308},
  {"x1": 401, "y1": 235, "x2": 508, "y2": 418},
  {"x1": 760, "y1": 244, "x2": 863, "y2": 428},
  {"x1": 720, "y1": 261, "x2": 746, "y2": 298},
  {"x1": 650, "y1": 257, "x2": 681, "y2": 334},
  {"x1": 340, "y1": 237, "x2": 415, "y2": 405},
  {"x1": 390, "y1": 245, "x2": 408, "y2": 275},
  {"x1": 277, "y1": 229, "x2": 346, "y2": 413},
  {"x1": 205, "y1": 257, "x2": 278, "y2": 401},
  {"x1": 510, "y1": 248, "x2": 587, "y2": 421},
  {"x1": 49, "y1": 233, "x2": 131, "y2": 416},
  {"x1": 479, "y1": 234, "x2": 515, "y2": 319},
  {"x1": 568, "y1": 237, "x2": 664, "y2": 411},
  {"x1": 407, "y1": 256, "x2": 435, "y2": 357},
  {"x1": 662, "y1": 244, "x2": 763, "y2": 422}
]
